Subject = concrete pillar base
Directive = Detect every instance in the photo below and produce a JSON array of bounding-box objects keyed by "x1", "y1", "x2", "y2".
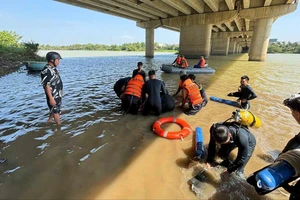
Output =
[
  {"x1": 179, "y1": 24, "x2": 212, "y2": 59},
  {"x1": 145, "y1": 28, "x2": 154, "y2": 58},
  {"x1": 211, "y1": 37, "x2": 230, "y2": 55},
  {"x1": 249, "y1": 18, "x2": 273, "y2": 61}
]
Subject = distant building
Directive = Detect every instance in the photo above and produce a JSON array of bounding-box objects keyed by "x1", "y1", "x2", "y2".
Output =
[{"x1": 269, "y1": 39, "x2": 278, "y2": 43}]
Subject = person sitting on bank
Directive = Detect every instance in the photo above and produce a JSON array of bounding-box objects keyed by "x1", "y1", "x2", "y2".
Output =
[
  {"x1": 227, "y1": 75, "x2": 257, "y2": 110},
  {"x1": 194, "y1": 56, "x2": 206, "y2": 68},
  {"x1": 180, "y1": 74, "x2": 205, "y2": 115},
  {"x1": 205, "y1": 121, "x2": 256, "y2": 178},
  {"x1": 180, "y1": 55, "x2": 189, "y2": 68},
  {"x1": 188, "y1": 74, "x2": 208, "y2": 107},
  {"x1": 132, "y1": 62, "x2": 146, "y2": 82},
  {"x1": 120, "y1": 73, "x2": 144, "y2": 115},
  {"x1": 142, "y1": 70, "x2": 167, "y2": 116},
  {"x1": 172, "y1": 54, "x2": 182, "y2": 67}
]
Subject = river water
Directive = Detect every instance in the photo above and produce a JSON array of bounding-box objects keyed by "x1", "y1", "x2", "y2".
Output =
[{"x1": 0, "y1": 52, "x2": 299, "y2": 199}]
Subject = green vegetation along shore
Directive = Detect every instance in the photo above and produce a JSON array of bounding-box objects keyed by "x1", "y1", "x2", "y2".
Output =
[
  {"x1": 1, "y1": 30, "x2": 299, "y2": 77},
  {"x1": 0, "y1": 31, "x2": 44, "y2": 77}
]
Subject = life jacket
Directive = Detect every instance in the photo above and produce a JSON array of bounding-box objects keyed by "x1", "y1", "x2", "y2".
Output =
[
  {"x1": 181, "y1": 58, "x2": 189, "y2": 68},
  {"x1": 183, "y1": 79, "x2": 203, "y2": 105},
  {"x1": 176, "y1": 57, "x2": 182, "y2": 65},
  {"x1": 200, "y1": 58, "x2": 206, "y2": 67},
  {"x1": 123, "y1": 74, "x2": 144, "y2": 98}
]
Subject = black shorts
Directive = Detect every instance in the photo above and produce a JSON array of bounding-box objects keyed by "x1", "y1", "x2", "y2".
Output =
[{"x1": 47, "y1": 97, "x2": 62, "y2": 114}]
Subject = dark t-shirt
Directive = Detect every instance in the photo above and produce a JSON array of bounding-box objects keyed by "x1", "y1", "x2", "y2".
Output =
[
  {"x1": 132, "y1": 69, "x2": 146, "y2": 82},
  {"x1": 41, "y1": 64, "x2": 63, "y2": 101},
  {"x1": 142, "y1": 79, "x2": 166, "y2": 106}
]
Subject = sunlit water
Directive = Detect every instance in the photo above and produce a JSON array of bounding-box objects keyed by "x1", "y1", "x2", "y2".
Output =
[{"x1": 0, "y1": 52, "x2": 299, "y2": 199}]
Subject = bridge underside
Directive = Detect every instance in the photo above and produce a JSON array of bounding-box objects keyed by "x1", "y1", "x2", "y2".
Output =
[{"x1": 55, "y1": 0, "x2": 297, "y2": 61}]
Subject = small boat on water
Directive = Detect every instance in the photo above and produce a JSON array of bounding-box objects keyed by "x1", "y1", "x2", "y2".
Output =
[
  {"x1": 161, "y1": 64, "x2": 215, "y2": 74},
  {"x1": 25, "y1": 61, "x2": 47, "y2": 72}
]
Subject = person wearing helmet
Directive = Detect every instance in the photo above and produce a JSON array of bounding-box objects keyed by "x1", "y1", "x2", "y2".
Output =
[{"x1": 41, "y1": 51, "x2": 63, "y2": 125}]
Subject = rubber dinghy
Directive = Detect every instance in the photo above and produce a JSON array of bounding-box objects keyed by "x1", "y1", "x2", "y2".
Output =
[
  {"x1": 210, "y1": 96, "x2": 239, "y2": 107},
  {"x1": 161, "y1": 64, "x2": 215, "y2": 74}
]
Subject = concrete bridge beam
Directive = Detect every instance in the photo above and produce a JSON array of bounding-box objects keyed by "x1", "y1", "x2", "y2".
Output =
[{"x1": 179, "y1": 24, "x2": 212, "y2": 59}]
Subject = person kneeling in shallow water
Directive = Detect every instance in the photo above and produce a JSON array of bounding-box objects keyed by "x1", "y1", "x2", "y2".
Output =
[
  {"x1": 180, "y1": 74, "x2": 205, "y2": 115},
  {"x1": 205, "y1": 121, "x2": 256, "y2": 178}
]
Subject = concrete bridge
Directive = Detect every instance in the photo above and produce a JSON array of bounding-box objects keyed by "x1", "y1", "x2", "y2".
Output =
[{"x1": 55, "y1": 0, "x2": 298, "y2": 61}]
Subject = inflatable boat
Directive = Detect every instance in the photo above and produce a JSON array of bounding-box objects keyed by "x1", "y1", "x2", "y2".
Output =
[{"x1": 161, "y1": 64, "x2": 215, "y2": 74}]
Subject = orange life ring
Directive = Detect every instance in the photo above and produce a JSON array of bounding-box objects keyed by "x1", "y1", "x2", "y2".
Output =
[{"x1": 152, "y1": 117, "x2": 192, "y2": 139}]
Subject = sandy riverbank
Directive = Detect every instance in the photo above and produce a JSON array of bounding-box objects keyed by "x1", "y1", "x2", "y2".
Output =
[{"x1": 92, "y1": 79, "x2": 289, "y2": 199}]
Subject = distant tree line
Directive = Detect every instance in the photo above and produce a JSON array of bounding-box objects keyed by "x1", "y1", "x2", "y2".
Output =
[
  {"x1": 268, "y1": 41, "x2": 300, "y2": 53},
  {"x1": 39, "y1": 42, "x2": 179, "y2": 52}
]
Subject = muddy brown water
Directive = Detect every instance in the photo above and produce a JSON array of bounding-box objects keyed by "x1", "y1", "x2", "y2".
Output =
[{"x1": 0, "y1": 53, "x2": 299, "y2": 199}]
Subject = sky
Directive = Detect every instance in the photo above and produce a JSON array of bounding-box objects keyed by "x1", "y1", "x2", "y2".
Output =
[{"x1": 1, "y1": 0, "x2": 300, "y2": 46}]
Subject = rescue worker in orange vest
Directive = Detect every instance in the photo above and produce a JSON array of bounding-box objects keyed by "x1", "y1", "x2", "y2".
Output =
[
  {"x1": 194, "y1": 56, "x2": 206, "y2": 68},
  {"x1": 180, "y1": 74, "x2": 205, "y2": 115},
  {"x1": 180, "y1": 55, "x2": 189, "y2": 68},
  {"x1": 120, "y1": 73, "x2": 144, "y2": 114},
  {"x1": 172, "y1": 55, "x2": 182, "y2": 67}
]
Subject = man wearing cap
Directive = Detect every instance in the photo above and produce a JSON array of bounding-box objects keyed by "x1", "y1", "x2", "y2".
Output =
[
  {"x1": 41, "y1": 51, "x2": 63, "y2": 125},
  {"x1": 132, "y1": 62, "x2": 146, "y2": 82},
  {"x1": 227, "y1": 75, "x2": 257, "y2": 110}
]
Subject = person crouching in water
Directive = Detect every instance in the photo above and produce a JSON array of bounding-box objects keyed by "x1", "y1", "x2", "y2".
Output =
[
  {"x1": 180, "y1": 74, "x2": 205, "y2": 115},
  {"x1": 205, "y1": 122, "x2": 256, "y2": 178},
  {"x1": 142, "y1": 70, "x2": 167, "y2": 116},
  {"x1": 120, "y1": 73, "x2": 144, "y2": 114},
  {"x1": 188, "y1": 74, "x2": 208, "y2": 107},
  {"x1": 227, "y1": 75, "x2": 257, "y2": 110}
]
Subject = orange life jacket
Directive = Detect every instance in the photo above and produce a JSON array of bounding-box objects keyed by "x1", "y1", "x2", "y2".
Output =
[
  {"x1": 123, "y1": 74, "x2": 144, "y2": 98},
  {"x1": 200, "y1": 58, "x2": 206, "y2": 67},
  {"x1": 181, "y1": 58, "x2": 189, "y2": 68},
  {"x1": 183, "y1": 79, "x2": 203, "y2": 105},
  {"x1": 176, "y1": 57, "x2": 182, "y2": 65}
]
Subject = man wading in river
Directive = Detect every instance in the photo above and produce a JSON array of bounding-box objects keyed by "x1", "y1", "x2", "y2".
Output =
[{"x1": 41, "y1": 52, "x2": 63, "y2": 125}]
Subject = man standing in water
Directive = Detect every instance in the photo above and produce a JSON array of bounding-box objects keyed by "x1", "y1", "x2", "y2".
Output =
[
  {"x1": 41, "y1": 52, "x2": 63, "y2": 125},
  {"x1": 227, "y1": 75, "x2": 257, "y2": 110},
  {"x1": 142, "y1": 70, "x2": 167, "y2": 116},
  {"x1": 132, "y1": 62, "x2": 146, "y2": 82}
]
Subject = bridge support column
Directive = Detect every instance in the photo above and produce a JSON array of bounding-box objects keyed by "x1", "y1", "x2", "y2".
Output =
[
  {"x1": 249, "y1": 18, "x2": 273, "y2": 61},
  {"x1": 179, "y1": 24, "x2": 212, "y2": 59},
  {"x1": 228, "y1": 40, "x2": 236, "y2": 54},
  {"x1": 145, "y1": 28, "x2": 154, "y2": 58},
  {"x1": 211, "y1": 37, "x2": 230, "y2": 55}
]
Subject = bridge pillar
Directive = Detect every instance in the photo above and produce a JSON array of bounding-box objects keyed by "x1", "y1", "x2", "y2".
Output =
[
  {"x1": 211, "y1": 36, "x2": 230, "y2": 55},
  {"x1": 249, "y1": 18, "x2": 273, "y2": 61},
  {"x1": 179, "y1": 24, "x2": 212, "y2": 59},
  {"x1": 228, "y1": 40, "x2": 236, "y2": 54},
  {"x1": 145, "y1": 28, "x2": 154, "y2": 58}
]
